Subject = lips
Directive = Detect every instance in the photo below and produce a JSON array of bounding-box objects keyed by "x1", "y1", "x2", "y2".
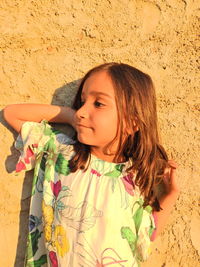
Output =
[{"x1": 77, "y1": 124, "x2": 90, "y2": 129}]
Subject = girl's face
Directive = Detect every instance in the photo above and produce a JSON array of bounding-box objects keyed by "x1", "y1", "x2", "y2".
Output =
[{"x1": 75, "y1": 71, "x2": 120, "y2": 161}]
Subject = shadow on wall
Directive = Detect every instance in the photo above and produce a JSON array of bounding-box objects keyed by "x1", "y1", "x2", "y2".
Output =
[
  {"x1": 50, "y1": 79, "x2": 81, "y2": 136},
  {"x1": 1, "y1": 78, "x2": 81, "y2": 267}
]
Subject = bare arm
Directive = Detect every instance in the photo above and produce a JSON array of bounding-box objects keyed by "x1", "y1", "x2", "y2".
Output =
[
  {"x1": 151, "y1": 161, "x2": 179, "y2": 240},
  {"x1": 3, "y1": 104, "x2": 76, "y2": 133}
]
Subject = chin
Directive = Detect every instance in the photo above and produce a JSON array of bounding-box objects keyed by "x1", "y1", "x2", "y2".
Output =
[{"x1": 77, "y1": 134, "x2": 92, "y2": 146}]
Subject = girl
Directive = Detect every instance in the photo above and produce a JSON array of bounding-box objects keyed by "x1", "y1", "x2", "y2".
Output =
[{"x1": 4, "y1": 62, "x2": 179, "y2": 267}]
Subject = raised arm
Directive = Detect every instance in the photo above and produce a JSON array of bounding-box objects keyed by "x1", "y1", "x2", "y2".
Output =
[
  {"x1": 3, "y1": 104, "x2": 76, "y2": 133},
  {"x1": 151, "y1": 160, "x2": 179, "y2": 240}
]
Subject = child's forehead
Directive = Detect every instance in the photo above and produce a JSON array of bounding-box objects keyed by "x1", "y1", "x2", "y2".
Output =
[
  {"x1": 81, "y1": 90, "x2": 112, "y2": 99},
  {"x1": 81, "y1": 71, "x2": 115, "y2": 98}
]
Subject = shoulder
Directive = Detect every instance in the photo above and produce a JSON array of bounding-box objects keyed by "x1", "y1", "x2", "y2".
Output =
[
  {"x1": 18, "y1": 120, "x2": 76, "y2": 155},
  {"x1": 40, "y1": 121, "x2": 76, "y2": 157}
]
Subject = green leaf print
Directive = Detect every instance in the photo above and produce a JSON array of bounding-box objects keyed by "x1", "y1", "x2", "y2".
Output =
[
  {"x1": 121, "y1": 226, "x2": 137, "y2": 255},
  {"x1": 144, "y1": 205, "x2": 152, "y2": 214},
  {"x1": 149, "y1": 224, "x2": 154, "y2": 237},
  {"x1": 133, "y1": 206, "x2": 144, "y2": 234},
  {"x1": 44, "y1": 137, "x2": 57, "y2": 153},
  {"x1": 26, "y1": 229, "x2": 42, "y2": 260},
  {"x1": 44, "y1": 166, "x2": 52, "y2": 182},
  {"x1": 105, "y1": 164, "x2": 124, "y2": 178},
  {"x1": 133, "y1": 201, "x2": 153, "y2": 235},
  {"x1": 62, "y1": 185, "x2": 70, "y2": 191},
  {"x1": 31, "y1": 154, "x2": 46, "y2": 196},
  {"x1": 55, "y1": 153, "x2": 70, "y2": 175},
  {"x1": 47, "y1": 158, "x2": 54, "y2": 165},
  {"x1": 43, "y1": 126, "x2": 53, "y2": 136},
  {"x1": 104, "y1": 164, "x2": 125, "y2": 192},
  {"x1": 138, "y1": 198, "x2": 144, "y2": 206},
  {"x1": 116, "y1": 164, "x2": 125, "y2": 172},
  {"x1": 56, "y1": 200, "x2": 66, "y2": 210},
  {"x1": 27, "y1": 254, "x2": 47, "y2": 267},
  {"x1": 52, "y1": 128, "x2": 60, "y2": 135}
]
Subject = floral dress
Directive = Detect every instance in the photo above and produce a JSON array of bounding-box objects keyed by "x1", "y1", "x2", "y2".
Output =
[{"x1": 15, "y1": 121, "x2": 156, "y2": 267}]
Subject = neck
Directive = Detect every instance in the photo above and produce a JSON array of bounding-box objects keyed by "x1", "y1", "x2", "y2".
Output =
[{"x1": 91, "y1": 146, "x2": 126, "y2": 163}]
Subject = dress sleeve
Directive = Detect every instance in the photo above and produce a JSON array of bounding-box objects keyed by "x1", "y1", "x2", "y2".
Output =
[
  {"x1": 135, "y1": 206, "x2": 156, "y2": 262},
  {"x1": 15, "y1": 120, "x2": 74, "y2": 172}
]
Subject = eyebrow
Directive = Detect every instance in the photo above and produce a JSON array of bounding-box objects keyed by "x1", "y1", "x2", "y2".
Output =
[{"x1": 81, "y1": 91, "x2": 112, "y2": 99}]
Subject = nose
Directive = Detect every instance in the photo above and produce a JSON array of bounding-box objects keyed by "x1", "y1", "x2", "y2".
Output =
[{"x1": 76, "y1": 103, "x2": 89, "y2": 119}]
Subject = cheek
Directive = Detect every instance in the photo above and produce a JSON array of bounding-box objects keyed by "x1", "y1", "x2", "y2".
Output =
[
  {"x1": 112, "y1": 113, "x2": 120, "y2": 130},
  {"x1": 106, "y1": 117, "x2": 119, "y2": 136},
  {"x1": 91, "y1": 111, "x2": 119, "y2": 136},
  {"x1": 77, "y1": 130, "x2": 94, "y2": 145}
]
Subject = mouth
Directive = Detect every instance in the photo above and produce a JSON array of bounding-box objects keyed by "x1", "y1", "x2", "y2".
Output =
[{"x1": 77, "y1": 124, "x2": 90, "y2": 129}]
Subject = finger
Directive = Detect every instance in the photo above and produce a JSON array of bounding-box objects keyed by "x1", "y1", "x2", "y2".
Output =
[
  {"x1": 163, "y1": 170, "x2": 171, "y2": 186},
  {"x1": 164, "y1": 168, "x2": 170, "y2": 176},
  {"x1": 168, "y1": 160, "x2": 178, "y2": 169},
  {"x1": 164, "y1": 165, "x2": 176, "y2": 181},
  {"x1": 168, "y1": 160, "x2": 177, "y2": 167},
  {"x1": 170, "y1": 167, "x2": 176, "y2": 180},
  {"x1": 170, "y1": 167, "x2": 180, "y2": 192}
]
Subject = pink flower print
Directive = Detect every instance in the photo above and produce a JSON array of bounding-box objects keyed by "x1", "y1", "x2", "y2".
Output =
[
  {"x1": 49, "y1": 251, "x2": 58, "y2": 267},
  {"x1": 24, "y1": 147, "x2": 35, "y2": 164},
  {"x1": 51, "y1": 181, "x2": 62, "y2": 198},
  {"x1": 32, "y1": 144, "x2": 38, "y2": 148},
  {"x1": 91, "y1": 168, "x2": 101, "y2": 177},
  {"x1": 121, "y1": 173, "x2": 135, "y2": 196},
  {"x1": 15, "y1": 144, "x2": 37, "y2": 172},
  {"x1": 74, "y1": 243, "x2": 128, "y2": 266},
  {"x1": 16, "y1": 160, "x2": 26, "y2": 172}
]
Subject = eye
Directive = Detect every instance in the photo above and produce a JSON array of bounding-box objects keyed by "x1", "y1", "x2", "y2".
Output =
[{"x1": 94, "y1": 101, "x2": 104, "y2": 108}]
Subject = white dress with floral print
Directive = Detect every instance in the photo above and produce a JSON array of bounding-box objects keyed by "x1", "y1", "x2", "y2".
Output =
[{"x1": 15, "y1": 121, "x2": 156, "y2": 267}]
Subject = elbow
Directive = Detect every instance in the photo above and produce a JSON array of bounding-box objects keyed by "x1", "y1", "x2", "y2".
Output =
[
  {"x1": 3, "y1": 104, "x2": 21, "y2": 133},
  {"x1": 3, "y1": 105, "x2": 11, "y2": 123},
  {"x1": 3, "y1": 105, "x2": 15, "y2": 124}
]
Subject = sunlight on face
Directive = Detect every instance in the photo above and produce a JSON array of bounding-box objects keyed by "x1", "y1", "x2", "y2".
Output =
[{"x1": 75, "y1": 71, "x2": 120, "y2": 162}]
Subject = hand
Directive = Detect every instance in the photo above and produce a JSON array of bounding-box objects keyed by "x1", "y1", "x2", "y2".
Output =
[{"x1": 163, "y1": 160, "x2": 180, "y2": 196}]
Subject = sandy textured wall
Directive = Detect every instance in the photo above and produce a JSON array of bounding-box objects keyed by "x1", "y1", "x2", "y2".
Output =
[{"x1": 0, "y1": 0, "x2": 199, "y2": 266}]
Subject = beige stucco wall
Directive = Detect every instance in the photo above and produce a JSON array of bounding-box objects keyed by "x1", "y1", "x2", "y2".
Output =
[{"x1": 0, "y1": 0, "x2": 199, "y2": 266}]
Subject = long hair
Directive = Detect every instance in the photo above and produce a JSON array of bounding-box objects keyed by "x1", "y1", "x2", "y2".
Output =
[{"x1": 69, "y1": 62, "x2": 168, "y2": 211}]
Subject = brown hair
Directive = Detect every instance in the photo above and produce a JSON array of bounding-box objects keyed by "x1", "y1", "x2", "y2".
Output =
[{"x1": 69, "y1": 62, "x2": 168, "y2": 211}]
